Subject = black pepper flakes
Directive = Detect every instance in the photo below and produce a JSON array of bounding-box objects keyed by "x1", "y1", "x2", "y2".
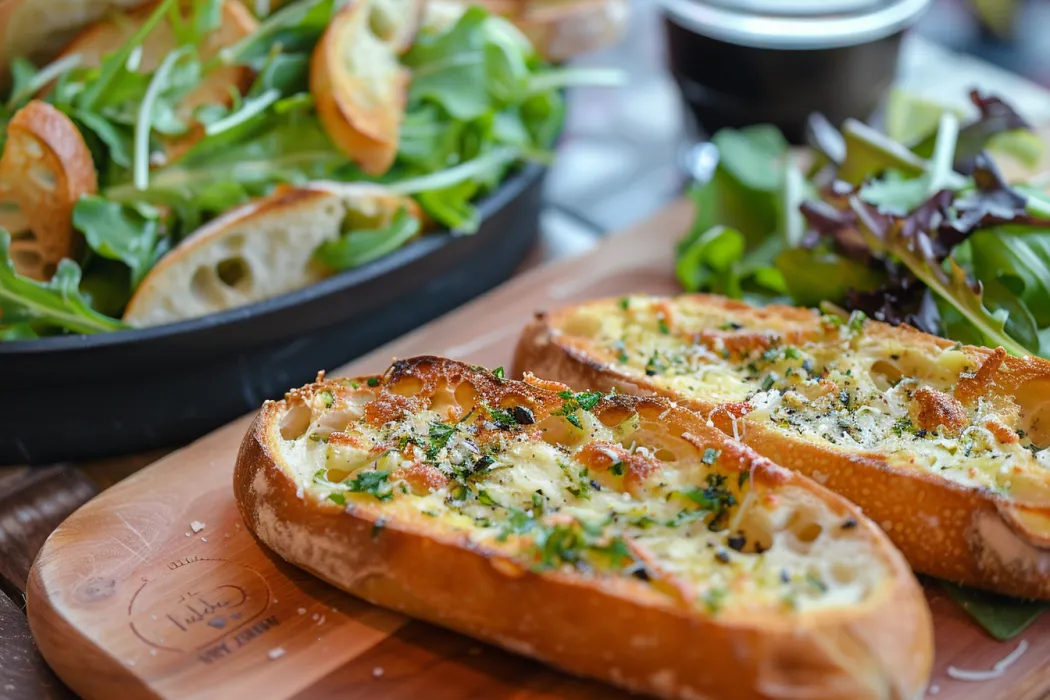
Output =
[
  {"x1": 727, "y1": 534, "x2": 747, "y2": 551},
  {"x1": 841, "y1": 518, "x2": 858, "y2": 530},
  {"x1": 715, "y1": 548, "x2": 731, "y2": 564}
]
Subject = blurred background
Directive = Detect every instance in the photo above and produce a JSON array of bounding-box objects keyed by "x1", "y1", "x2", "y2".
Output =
[{"x1": 540, "y1": 0, "x2": 1050, "y2": 258}]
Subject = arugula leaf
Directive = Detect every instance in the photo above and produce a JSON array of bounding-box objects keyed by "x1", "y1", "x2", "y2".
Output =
[
  {"x1": 0, "y1": 323, "x2": 38, "y2": 341},
  {"x1": 134, "y1": 45, "x2": 199, "y2": 189},
  {"x1": 0, "y1": 230, "x2": 127, "y2": 335},
  {"x1": 940, "y1": 580, "x2": 1049, "y2": 641},
  {"x1": 73, "y1": 197, "x2": 161, "y2": 286},
  {"x1": 72, "y1": 110, "x2": 134, "y2": 170},
  {"x1": 76, "y1": 0, "x2": 179, "y2": 111},
  {"x1": 403, "y1": 8, "x2": 490, "y2": 121},
  {"x1": 552, "y1": 390, "x2": 603, "y2": 429},
  {"x1": 221, "y1": 0, "x2": 335, "y2": 67},
  {"x1": 313, "y1": 207, "x2": 421, "y2": 271}
]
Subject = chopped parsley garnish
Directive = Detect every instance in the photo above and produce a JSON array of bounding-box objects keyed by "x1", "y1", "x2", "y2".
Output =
[
  {"x1": 701, "y1": 448, "x2": 720, "y2": 465},
  {"x1": 645, "y1": 352, "x2": 667, "y2": 376},
  {"x1": 892, "y1": 416, "x2": 914, "y2": 437},
  {"x1": 847, "y1": 310, "x2": 867, "y2": 334},
  {"x1": 783, "y1": 347, "x2": 801, "y2": 360},
  {"x1": 531, "y1": 491, "x2": 544, "y2": 513},
  {"x1": 738, "y1": 470, "x2": 750, "y2": 488},
  {"x1": 327, "y1": 492, "x2": 345, "y2": 505},
  {"x1": 426, "y1": 422, "x2": 456, "y2": 459},
  {"x1": 497, "y1": 508, "x2": 538, "y2": 541},
  {"x1": 488, "y1": 406, "x2": 516, "y2": 428},
  {"x1": 720, "y1": 321, "x2": 743, "y2": 331},
  {"x1": 492, "y1": 366, "x2": 505, "y2": 379},
  {"x1": 806, "y1": 573, "x2": 828, "y2": 593},
  {"x1": 371, "y1": 518, "x2": 386, "y2": 539},
  {"x1": 657, "y1": 318, "x2": 670, "y2": 334},
  {"x1": 820, "y1": 313, "x2": 843, "y2": 328},
  {"x1": 320, "y1": 390, "x2": 334, "y2": 407},
  {"x1": 609, "y1": 459, "x2": 625, "y2": 476},
  {"x1": 554, "y1": 390, "x2": 603, "y2": 429},
  {"x1": 530, "y1": 521, "x2": 634, "y2": 571},
  {"x1": 477, "y1": 490, "x2": 498, "y2": 506},
  {"x1": 618, "y1": 297, "x2": 630, "y2": 310},
  {"x1": 682, "y1": 474, "x2": 737, "y2": 530},
  {"x1": 703, "y1": 587, "x2": 727, "y2": 615},
  {"x1": 367, "y1": 376, "x2": 381, "y2": 387},
  {"x1": 761, "y1": 374, "x2": 777, "y2": 391},
  {"x1": 347, "y1": 470, "x2": 393, "y2": 500},
  {"x1": 398, "y1": 435, "x2": 423, "y2": 451}
]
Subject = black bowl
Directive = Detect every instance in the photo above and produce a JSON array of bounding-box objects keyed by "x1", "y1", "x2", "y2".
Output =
[
  {"x1": 661, "y1": 0, "x2": 933, "y2": 143},
  {"x1": 0, "y1": 164, "x2": 547, "y2": 465}
]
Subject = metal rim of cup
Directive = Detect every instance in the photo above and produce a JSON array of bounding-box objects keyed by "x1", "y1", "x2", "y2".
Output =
[{"x1": 660, "y1": 0, "x2": 935, "y2": 50}]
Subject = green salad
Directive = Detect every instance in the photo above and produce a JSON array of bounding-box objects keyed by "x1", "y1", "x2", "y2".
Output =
[
  {"x1": 677, "y1": 89, "x2": 1050, "y2": 637},
  {"x1": 0, "y1": 0, "x2": 616, "y2": 340},
  {"x1": 677, "y1": 89, "x2": 1050, "y2": 361}
]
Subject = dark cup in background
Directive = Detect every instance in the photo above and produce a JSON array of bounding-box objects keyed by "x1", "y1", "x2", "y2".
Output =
[{"x1": 661, "y1": 0, "x2": 934, "y2": 143}]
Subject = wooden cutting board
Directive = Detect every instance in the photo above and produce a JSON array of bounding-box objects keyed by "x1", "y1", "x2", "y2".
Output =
[{"x1": 26, "y1": 200, "x2": 1050, "y2": 700}]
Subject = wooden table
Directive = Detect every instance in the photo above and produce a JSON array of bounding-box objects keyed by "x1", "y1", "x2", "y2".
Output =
[{"x1": 0, "y1": 225, "x2": 597, "y2": 699}]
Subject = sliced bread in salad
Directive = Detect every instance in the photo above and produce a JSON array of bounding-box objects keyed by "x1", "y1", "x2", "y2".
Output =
[
  {"x1": 0, "y1": 101, "x2": 98, "y2": 280},
  {"x1": 311, "y1": 0, "x2": 424, "y2": 176},
  {"x1": 122, "y1": 183, "x2": 421, "y2": 326}
]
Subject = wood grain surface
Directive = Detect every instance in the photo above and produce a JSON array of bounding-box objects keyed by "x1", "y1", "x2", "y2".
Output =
[{"x1": 24, "y1": 200, "x2": 1050, "y2": 700}]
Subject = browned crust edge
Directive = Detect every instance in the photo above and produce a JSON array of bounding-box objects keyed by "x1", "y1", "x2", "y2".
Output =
[
  {"x1": 512, "y1": 295, "x2": 1050, "y2": 600},
  {"x1": 234, "y1": 356, "x2": 932, "y2": 700}
]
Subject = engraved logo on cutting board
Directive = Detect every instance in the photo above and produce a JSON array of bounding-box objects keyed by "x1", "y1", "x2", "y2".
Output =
[{"x1": 127, "y1": 555, "x2": 275, "y2": 659}]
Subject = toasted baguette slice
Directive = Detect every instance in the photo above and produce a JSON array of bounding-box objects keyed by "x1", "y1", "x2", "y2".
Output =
[
  {"x1": 311, "y1": 0, "x2": 423, "y2": 176},
  {"x1": 425, "y1": 0, "x2": 629, "y2": 61},
  {"x1": 122, "y1": 183, "x2": 421, "y2": 326},
  {"x1": 56, "y1": 0, "x2": 258, "y2": 162},
  {"x1": 0, "y1": 100, "x2": 98, "y2": 280},
  {"x1": 0, "y1": 0, "x2": 148, "y2": 83},
  {"x1": 236, "y1": 356, "x2": 931, "y2": 700},
  {"x1": 515, "y1": 293, "x2": 1050, "y2": 599}
]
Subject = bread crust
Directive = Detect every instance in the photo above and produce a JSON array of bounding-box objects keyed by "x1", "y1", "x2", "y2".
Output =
[
  {"x1": 310, "y1": 0, "x2": 422, "y2": 176},
  {"x1": 123, "y1": 184, "x2": 421, "y2": 325},
  {"x1": 0, "y1": 100, "x2": 98, "y2": 280},
  {"x1": 513, "y1": 294, "x2": 1050, "y2": 599},
  {"x1": 236, "y1": 356, "x2": 932, "y2": 700}
]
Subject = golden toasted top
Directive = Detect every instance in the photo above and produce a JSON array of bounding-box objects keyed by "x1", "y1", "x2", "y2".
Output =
[
  {"x1": 550, "y1": 294, "x2": 1050, "y2": 507},
  {"x1": 268, "y1": 357, "x2": 890, "y2": 619}
]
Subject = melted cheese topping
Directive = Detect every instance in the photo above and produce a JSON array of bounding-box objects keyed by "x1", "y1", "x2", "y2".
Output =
[
  {"x1": 577, "y1": 295, "x2": 1050, "y2": 498},
  {"x1": 277, "y1": 381, "x2": 886, "y2": 618}
]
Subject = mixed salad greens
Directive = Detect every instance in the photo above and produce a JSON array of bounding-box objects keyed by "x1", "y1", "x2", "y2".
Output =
[
  {"x1": 0, "y1": 0, "x2": 614, "y2": 340},
  {"x1": 677, "y1": 89, "x2": 1050, "y2": 637},
  {"x1": 676, "y1": 89, "x2": 1050, "y2": 361}
]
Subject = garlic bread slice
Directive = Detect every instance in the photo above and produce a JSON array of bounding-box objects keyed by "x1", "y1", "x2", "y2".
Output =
[
  {"x1": 516, "y1": 293, "x2": 1050, "y2": 599},
  {"x1": 0, "y1": 100, "x2": 98, "y2": 280},
  {"x1": 310, "y1": 0, "x2": 424, "y2": 176},
  {"x1": 122, "y1": 184, "x2": 420, "y2": 327},
  {"x1": 236, "y1": 356, "x2": 931, "y2": 700}
]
